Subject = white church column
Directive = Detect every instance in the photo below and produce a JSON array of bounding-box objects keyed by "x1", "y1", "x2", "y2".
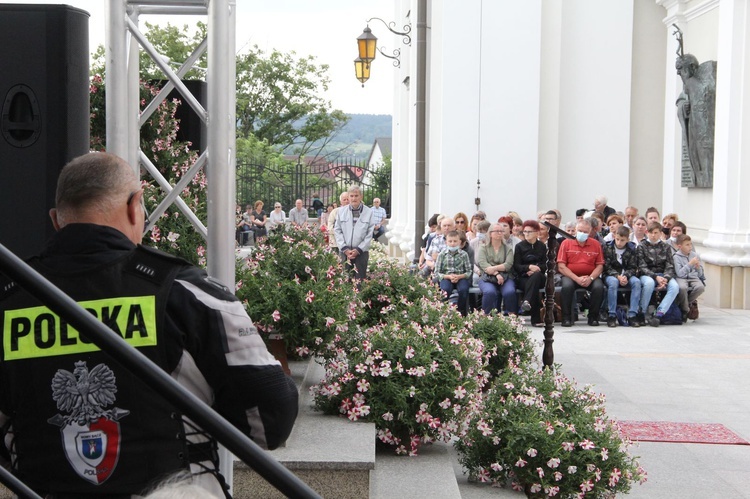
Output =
[
  {"x1": 701, "y1": 0, "x2": 750, "y2": 308},
  {"x1": 386, "y1": 0, "x2": 414, "y2": 259}
]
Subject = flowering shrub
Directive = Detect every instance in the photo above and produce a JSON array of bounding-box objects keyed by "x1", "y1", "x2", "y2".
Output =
[
  {"x1": 455, "y1": 360, "x2": 646, "y2": 498},
  {"x1": 358, "y1": 258, "x2": 443, "y2": 328},
  {"x1": 465, "y1": 314, "x2": 535, "y2": 379},
  {"x1": 312, "y1": 299, "x2": 488, "y2": 456},
  {"x1": 235, "y1": 225, "x2": 358, "y2": 356},
  {"x1": 90, "y1": 72, "x2": 206, "y2": 266}
]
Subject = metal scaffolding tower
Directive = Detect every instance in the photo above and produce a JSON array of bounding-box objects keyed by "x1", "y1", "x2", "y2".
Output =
[
  {"x1": 105, "y1": 0, "x2": 237, "y2": 488},
  {"x1": 105, "y1": 0, "x2": 236, "y2": 288}
]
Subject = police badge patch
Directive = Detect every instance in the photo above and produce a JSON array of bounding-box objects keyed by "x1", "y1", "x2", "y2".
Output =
[{"x1": 47, "y1": 361, "x2": 130, "y2": 485}]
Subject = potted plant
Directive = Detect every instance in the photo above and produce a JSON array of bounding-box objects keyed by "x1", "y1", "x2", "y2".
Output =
[
  {"x1": 312, "y1": 300, "x2": 486, "y2": 455},
  {"x1": 236, "y1": 225, "x2": 358, "y2": 364},
  {"x1": 455, "y1": 359, "x2": 647, "y2": 497}
]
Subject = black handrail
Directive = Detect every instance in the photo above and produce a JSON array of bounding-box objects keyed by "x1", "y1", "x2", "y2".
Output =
[
  {"x1": 0, "y1": 243, "x2": 320, "y2": 499},
  {"x1": 0, "y1": 465, "x2": 42, "y2": 499}
]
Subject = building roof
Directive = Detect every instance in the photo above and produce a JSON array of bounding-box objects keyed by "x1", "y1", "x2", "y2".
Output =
[{"x1": 367, "y1": 137, "x2": 392, "y2": 165}]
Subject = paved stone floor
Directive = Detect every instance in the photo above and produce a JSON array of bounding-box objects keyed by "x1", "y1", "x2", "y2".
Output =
[{"x1": 452, "y1": 305, "x2": 750, "y2": 498}]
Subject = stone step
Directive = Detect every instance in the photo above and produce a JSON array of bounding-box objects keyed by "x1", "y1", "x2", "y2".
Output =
[
  {"x1": 370, "y1": 441, "x2": 461, "y2": 499},
  {"x1": 233, "y1": 359, "x2": 376, "y2": 498}
]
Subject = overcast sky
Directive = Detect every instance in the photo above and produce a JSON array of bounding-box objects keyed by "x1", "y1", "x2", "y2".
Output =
[{"x1": 2, "y1": 0, "x2": 395, "y2": 115}]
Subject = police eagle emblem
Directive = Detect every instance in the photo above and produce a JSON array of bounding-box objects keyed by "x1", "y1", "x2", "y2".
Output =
[{"x1": 48, "y1": 361, "x2": 129, "y2": 485}]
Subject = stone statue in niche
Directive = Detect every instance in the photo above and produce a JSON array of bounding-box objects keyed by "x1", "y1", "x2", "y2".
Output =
[{"x1": 673, "y1": 24, "x2": 716, "y2": 188}]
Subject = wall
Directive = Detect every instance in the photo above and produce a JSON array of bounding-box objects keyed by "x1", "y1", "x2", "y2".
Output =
[
  {"x1": 629, "y1": 0, "x2": 667, "y2": 214},
  {"x1": 430, "y1": 0, "x2": 542, "y2": 222},
  {"x1": 553, "y1": 0, "x2": 635, "y2": 221}
]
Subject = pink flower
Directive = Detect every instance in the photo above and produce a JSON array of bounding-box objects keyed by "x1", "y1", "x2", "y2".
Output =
[
  {"x1": 382, "y1": 412, "x2": 394, "y2": 421},
  {"x1": 529, "y1": 483, "x2": 542, "y2": 493},
  {"x1": 515, "y1": 458, "x2": 527, "y2": 468},
  {"x1": 196, "y1": 245, "x2": 206, "y2": 257},
  {"x1": 594, "y1": 419, "x2": 606, "y2": 433},
  {"x1": 547, "y1": 485, "x2": 560, "y2": 496},
  {"x1": 579, "y1": 439, "x2": 595, "y2": 450},
  {"x1": 356, "y1": 379, "x2": 370, "y2": 392},
  {"x1": 150, "y1": 225, "x2": 161, "y2": 243},
  {"x1": 579, "y1": 480, "x2": 594, "y2": 493},
  {"x1": 325, "y1": 317, "x2": 336, "y2": 328},
  {"x1": 608, "y1": 468, "x2": 622, "y2": 487},
  {"x1": 476, "y1": 420, "x2": 492, "y2": 436},
  {"x1": 600, "y1": 448, "x2": 609, "y2": 461},
  {"x1": 305, "y1": 290, "x2": 315, "y2": 303},
  {"x1": 562, "y1": 442, "x2": 575, "y2": 452},
  {"x1": 546, "y1": 458, "x2": 560, "y2": 469},
  {"x1": 526, "y1": 448, "x2": 538, "y2": 457},
  {"x1": 405, "y1": 345, "x2": 415, "y2": 359},
  {"x1": 272, "y1": 310, "x2": 281, "y2": 322},
  {"x1": 454, "y1": 386, "x2": 467, "y2": 399}
]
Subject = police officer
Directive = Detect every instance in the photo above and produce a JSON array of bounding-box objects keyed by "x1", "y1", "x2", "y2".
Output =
[{"x1": 0, "y1": 152, "x2": 298, "y2": 497}]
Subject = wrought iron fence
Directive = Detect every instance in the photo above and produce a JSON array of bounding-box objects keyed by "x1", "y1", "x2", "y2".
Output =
[{"x1": 236, "y1": 157, "x2": 391, "y2": 217}]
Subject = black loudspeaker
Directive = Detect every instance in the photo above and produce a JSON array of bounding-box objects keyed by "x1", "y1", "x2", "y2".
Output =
[
  {"x1": 153, "y1": 79, "x2": 207, "y2": 153},
  {"x1": 0, "y1": 4, "x2": 90, "y2": 259}
]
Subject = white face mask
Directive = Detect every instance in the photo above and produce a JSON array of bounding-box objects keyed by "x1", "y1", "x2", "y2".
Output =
[
  {"x1": 447, "y1": 245, "x2": 460, "y2": 252},
  {"x1": 576, "y1": 231, "x2": 589, "y2": 244}
]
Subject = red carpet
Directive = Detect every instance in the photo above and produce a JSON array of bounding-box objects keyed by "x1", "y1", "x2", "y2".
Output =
[{"x1": 618, "y1": 421, "x2": 750, "y2": 445}]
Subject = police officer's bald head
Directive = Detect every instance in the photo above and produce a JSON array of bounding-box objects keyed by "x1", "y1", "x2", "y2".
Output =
[{"x1": 51, "y1": 152, "x2": 144, "y2": 243}]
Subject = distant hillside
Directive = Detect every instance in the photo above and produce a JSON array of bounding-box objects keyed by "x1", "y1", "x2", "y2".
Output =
[{"x1": 301, "y1": 114, "x2": 392, "y2": 161}]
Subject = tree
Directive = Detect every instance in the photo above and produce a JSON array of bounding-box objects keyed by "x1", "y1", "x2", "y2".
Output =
[
  {"x1": 235, "y1": 46, "x2": 348, "y2": 155},
  {"x1": 91, "y1": 23, "x2": 347, "y2": 156}
]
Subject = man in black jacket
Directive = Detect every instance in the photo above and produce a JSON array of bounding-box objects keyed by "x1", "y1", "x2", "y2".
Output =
[{"x1": 0, "y1": 152, "x2": 298, "y2": 497}]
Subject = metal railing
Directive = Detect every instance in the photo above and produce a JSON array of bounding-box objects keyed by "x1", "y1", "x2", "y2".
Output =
[
  {"x1": 0, "y1": 243, "x2": 320, "y2": 499},
  {"x1": 237, "y1": 157, "x2": 391, "y2": 216}
]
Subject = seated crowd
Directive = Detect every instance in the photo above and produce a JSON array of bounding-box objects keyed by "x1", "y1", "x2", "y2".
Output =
[{"x1": 418, "y1": 196, "x2": 706, "y2": 327}]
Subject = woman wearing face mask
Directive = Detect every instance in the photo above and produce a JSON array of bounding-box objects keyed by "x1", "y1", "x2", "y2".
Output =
[
  {"x1": 513, "y1": 220, "x2": 547, "y2": 326},
  {"x1": 667, "y1": 221, "x2": 686, "y2": 252},
  {"x1": 466, "y1": 211, "x2": 486, "y2": 242},
  {"x1": 477, "y1": 223, "x2": 517, "y2": 316}
]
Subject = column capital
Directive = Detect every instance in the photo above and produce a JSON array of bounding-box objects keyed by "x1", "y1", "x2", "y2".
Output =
[{"x1": 657, "y1": 0, "x2": 719, "y2": 25}]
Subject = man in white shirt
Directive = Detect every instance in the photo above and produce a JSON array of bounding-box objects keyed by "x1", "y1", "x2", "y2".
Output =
[
  {"x1": 288, "y1": 199, "x2": 308, "y2": 226},
  {"x1": 371, "y1": 198, "x2": 387, "y2": 240}
]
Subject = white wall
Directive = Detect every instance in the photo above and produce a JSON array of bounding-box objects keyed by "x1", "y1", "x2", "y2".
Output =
[
  {"x1": 552, "y1": 0, "x2": 635, "y2": 222},
  {"x1": 429, "y1": 0, "x2": 542, "y2": 222},
  {"x1": 629, "y1": 0, "x2": 667, "y2": 214}
]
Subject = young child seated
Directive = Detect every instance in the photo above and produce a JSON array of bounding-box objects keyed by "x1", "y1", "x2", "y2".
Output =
[
  {"x1": 637, "y1": 222, "x2": 680, "y2": 327},
  {"x1": 434, "y1": 230, "x2": 472, "y2": 316},
  {"x1": 673, "y1": 234, "x2": 705, "y2": 320},
  {"x1": 602, "y1": 226, "x2": 642, "y2": 327}
]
